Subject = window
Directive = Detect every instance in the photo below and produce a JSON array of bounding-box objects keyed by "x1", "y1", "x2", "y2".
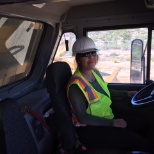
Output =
[
  {"x1": 0, "y1": 17, "x2": 43, "y2": 87},
  {"x1": 151, "y1": 30, "x2": 154, "y2": 81},
  {"x1": 54, "y1": 32, "x2": 76, "y2": 72},
  {"x1": 88, "y1": 28, "x2": 148, "y2": 83},
  {"x1": 54, "y1": 29, "x2": 148, "y2": 84}
]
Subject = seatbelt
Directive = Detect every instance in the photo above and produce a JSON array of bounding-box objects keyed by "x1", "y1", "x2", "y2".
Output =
[
  {"x1": 21, "y1": 106, "x2": 52, "y2": 132},
  {"x1": 91, "y1": 81, "x2": 110, "y2": 98},
  {"x1": 0, "y1": 109, "x2": 7, "y2": 154}
]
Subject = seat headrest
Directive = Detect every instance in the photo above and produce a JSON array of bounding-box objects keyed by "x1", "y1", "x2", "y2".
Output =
[{"x1": 46, "y1": 62, "x2": 72, "y2": 94}]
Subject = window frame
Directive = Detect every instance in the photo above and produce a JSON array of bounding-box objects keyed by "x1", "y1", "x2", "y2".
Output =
[{"x1": 84, "y1": 24, "x2": 154, "y2": 84}]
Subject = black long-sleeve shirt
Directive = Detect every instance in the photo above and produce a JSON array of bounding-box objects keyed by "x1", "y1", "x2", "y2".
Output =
[{"x1": 68, "y1": 80, "x2": 128, "y2": 127}]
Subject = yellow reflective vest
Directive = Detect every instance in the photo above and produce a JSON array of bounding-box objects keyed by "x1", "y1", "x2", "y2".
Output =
[{"x1": 67, "y1": 68, "x2": 114, "y2": 125}]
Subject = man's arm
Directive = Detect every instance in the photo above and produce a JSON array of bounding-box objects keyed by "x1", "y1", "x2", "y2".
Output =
[{"x1": 69, "y1": 84, "x2": 114, "y2": 126}]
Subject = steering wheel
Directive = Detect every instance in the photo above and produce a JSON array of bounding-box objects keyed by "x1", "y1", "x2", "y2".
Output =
[{"x1": 131, "y1": 81, "x2": 154, "y2": 106}]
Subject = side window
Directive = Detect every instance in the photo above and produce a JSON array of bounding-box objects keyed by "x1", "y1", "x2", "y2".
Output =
[
  {"x1": 54, "y1": 32, "x2": 76, "y2": 73},
  {"x1": 88, "y1": 28, "x2": 148, "y2": 83},
  {"x1": 0, "y1": 17, "x2": 43, "y2": 87},
  {"x1": 151, "y1": 30, "x2": 154, "y2": 81}
]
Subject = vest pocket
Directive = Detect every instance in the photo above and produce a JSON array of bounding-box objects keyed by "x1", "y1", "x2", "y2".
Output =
[
  {"x1": 89, "y1": 101, "x2": 114, "y2": 119},
  {"x1": 90, "y1": 102, "x2": 103, "y2": 117}
]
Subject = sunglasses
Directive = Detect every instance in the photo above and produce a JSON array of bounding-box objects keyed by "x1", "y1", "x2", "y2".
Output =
[{"x1": 77, "y1": 51, "x2": 97, "y2": 57}]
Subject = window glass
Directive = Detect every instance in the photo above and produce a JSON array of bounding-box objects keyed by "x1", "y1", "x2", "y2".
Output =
[
  {"x1": 151, "y1": 31, "x2": 154, "y2": 81},
  {"x1": 0, "y1": 17, "x2": 43, "y2": 87},
  {"x1": 88, "y1": 28, "x2": 148, "y2": 83},
  {"x1": 54, "y1": 32, "x2": 76, "y2": 72}
]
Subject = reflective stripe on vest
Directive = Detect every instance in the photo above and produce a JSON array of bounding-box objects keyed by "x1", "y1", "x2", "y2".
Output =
[{"x1": 68, "y1": 76, "x2": 99, "y2": 104}]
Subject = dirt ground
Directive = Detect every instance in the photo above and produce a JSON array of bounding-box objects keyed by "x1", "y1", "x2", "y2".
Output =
[{"x1": 55, "y1": 48, "x2": 154, "y2": 83}]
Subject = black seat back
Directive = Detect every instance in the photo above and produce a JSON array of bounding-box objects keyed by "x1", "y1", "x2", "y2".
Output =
[
  {"x1": 0, "y1": 98, "x2": 38, "y2": 154},
  {"x1": 46, "y1": 62, "x2": 77, "y2": 151}
]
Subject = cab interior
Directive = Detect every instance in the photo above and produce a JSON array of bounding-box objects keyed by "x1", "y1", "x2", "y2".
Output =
[{"x1": 0, "y1": 0, "x2": 154, "y2": 153}]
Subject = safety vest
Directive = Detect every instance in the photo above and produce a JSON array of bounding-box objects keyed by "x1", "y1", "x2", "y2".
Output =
[{"x1": 67, "y1": 68, "x2": 114, "y2": 126}]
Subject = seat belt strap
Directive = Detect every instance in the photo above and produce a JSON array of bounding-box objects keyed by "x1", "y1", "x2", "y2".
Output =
[
  {"x1": 0, "y1": 109, "x2": 7, "y2": 154},
  {"x1": 21, "y1": 106, "x2": 52, "y2": 132}
]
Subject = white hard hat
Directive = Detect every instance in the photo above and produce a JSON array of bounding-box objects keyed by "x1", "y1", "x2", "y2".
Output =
[{"x1": 72, "y1": 36, "x2": 98, "y2": 56}]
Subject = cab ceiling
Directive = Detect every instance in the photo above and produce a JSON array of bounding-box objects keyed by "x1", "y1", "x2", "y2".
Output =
[
  {"x1": 0, "y1": 0, "x2": 153, "y2": 25},
  {"x1": 0, "y1": 0, "x2": 113, "y2": 23}
]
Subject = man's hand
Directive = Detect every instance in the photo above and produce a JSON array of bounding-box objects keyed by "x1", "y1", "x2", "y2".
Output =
[{"x1": 113, "y1": 119, "x2": 127, "y2": 128}]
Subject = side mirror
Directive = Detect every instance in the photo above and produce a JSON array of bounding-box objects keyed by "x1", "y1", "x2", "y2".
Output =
[{"x1": 130, "y1": 39, "x2": 144, "y2": 83}]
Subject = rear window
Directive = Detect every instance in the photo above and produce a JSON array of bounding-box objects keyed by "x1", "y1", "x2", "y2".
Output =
[{"x1": 0, "y1": 17, "x2": 43, "y2": 87}]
